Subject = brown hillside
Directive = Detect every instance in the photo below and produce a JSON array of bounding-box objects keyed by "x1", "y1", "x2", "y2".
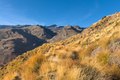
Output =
[{"x1": 0, "y1": 25, "x2": 83, "y2": 66}]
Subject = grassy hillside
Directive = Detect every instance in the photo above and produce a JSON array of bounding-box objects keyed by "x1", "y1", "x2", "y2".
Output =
[{"x1": 0, "y1": 12, "x2": 120, "y2": 80}]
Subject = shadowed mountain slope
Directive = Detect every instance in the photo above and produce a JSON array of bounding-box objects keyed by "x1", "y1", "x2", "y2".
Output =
[{"x1": 0, "y1": 25, "x2": 83, "y2": 66}]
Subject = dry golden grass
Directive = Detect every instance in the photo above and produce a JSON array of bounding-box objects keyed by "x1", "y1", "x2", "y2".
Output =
[{"x1": 96, "y1": 50, "x2": 110, "y2": 65}]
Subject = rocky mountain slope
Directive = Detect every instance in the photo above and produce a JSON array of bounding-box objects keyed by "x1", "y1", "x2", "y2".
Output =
[
  {"x1": 0, "y1": 25, "x2": 83, "y2": 66},
  {"x1": 0, "y1": 12, "x2": 120, "y2": 80}
]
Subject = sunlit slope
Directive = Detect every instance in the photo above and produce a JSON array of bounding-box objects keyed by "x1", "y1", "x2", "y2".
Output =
[{"x1": 0, "y1": 12, "x2": 120, "y2": 80}]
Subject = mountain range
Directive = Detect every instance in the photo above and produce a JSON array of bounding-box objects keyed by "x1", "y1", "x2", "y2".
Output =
[{"x1": 0, "y1": 25, "x2": 84, "y2": 66}]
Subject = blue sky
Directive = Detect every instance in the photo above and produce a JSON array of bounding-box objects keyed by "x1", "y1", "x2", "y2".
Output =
[{"x1": 0, "y1": 0, "x2": 120, "y2": 27}]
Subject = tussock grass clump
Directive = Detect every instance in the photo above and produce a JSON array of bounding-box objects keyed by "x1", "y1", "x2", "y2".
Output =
[{"x1": 96, "y1": 50, "x2": 110, "y2": 65}]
